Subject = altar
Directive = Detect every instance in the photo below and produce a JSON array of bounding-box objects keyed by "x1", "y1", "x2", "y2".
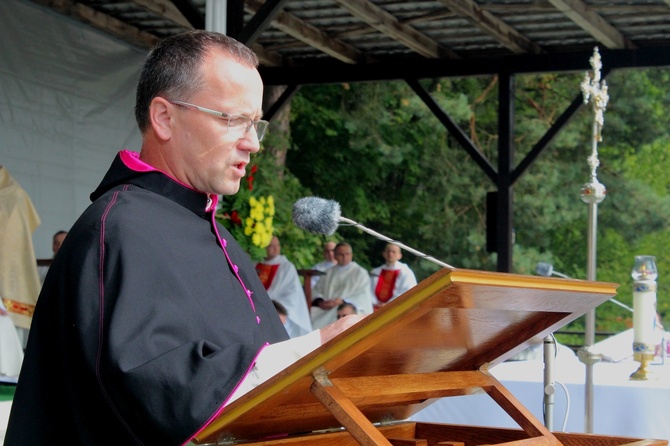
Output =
[
  {"x1": 411, "y1": 356, "x2": 670, "y2": 440},
  {"x1": 0, "y1": 304, "x2": 23, "y2": 378}
]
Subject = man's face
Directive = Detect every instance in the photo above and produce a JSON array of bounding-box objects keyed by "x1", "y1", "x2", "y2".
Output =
[
  {"x1": 337, "y1": 305, "x2": 356, "y2": 319},
  {"x1": 323, "y1": 242, "x2": 336, "y2": 262},
  {"x1": 167, "y1": 50, "x2": 265, "y2": 196},
  {"x1": 52, "y1": 233, "x2": 66, "y2": 256},
  {"x1": 266, "y1": 236, "x2": 280, "y2": 260},
  {"x1": 334, "y1": 245, "x2": 353, "y2": 267},
  {"x1": 382, "y1": 244, "x2": 402, "y2": 265}
]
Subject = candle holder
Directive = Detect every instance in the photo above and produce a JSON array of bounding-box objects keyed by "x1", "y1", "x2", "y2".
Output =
[
  {"x1": 630, "y1": 351, "x2": 654, "y2": 380},
  {"x1": 630, "y1": 255, "x2": 658, "y2": 381}
]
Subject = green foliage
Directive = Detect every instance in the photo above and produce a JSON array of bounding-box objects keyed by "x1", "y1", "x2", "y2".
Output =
[
  {"x1": 243, "y1": 143, "x2": 331, "y2": 269},
  {"x1": 288, "y1": 79, "x2": 503, "y2": 277}
]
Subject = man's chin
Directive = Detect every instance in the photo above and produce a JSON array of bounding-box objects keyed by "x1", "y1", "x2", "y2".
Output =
[{"x1": 218, "y1": 182, "x2": 241, "y2": 196}]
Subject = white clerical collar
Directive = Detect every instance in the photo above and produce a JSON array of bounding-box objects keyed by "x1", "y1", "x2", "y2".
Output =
[
  {"x1": 336, "y1": 263, "x2": 353, "y2": 271},
  {"x1": 263, "y1": 255, "x2": 283, "y2": 265}
]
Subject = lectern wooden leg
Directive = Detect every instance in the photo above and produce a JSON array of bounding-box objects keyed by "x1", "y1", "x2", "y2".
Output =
[
  {"x1": 482, "y1": 371, "x2": 561, "y2": 446},
  {"x1": 311, "y1": 376, "x2": 393, "y2": 446}
]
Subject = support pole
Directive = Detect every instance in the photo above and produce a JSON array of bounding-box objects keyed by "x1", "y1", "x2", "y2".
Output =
[
  {"x1": 578, "y1": 47, "x2": 608, "y2": 434},
  {"x1": 582, "y1": 201, "x2": 600, "y2": 433},
  {"x1": 496, "y1": 69, "x2": 515, "y2": 273},
  {"x1": 206, "y1": 0, "x2": 227, "y2": 33}
]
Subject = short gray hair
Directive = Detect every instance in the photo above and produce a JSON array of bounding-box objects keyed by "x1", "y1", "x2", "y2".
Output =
[{"x1": 134, "y1": 30, "x2": 259, "y2": 133}]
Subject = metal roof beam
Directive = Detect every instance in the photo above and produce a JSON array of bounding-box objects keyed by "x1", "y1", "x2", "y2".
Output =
[
  {"x1": 548, "y1": 0, "x2": 636, "y2": 49},
  {"x1": 169, "y1": 0, "x2": 204, "y2": 30},
  {"x1": 130, "y1": 0, "x2": 191, "y2": 29},
  {"x1": 238, "y1": 0, "x2": 288, "y2": 45},
  {"x1": 437, "y1": 0, "x2": 544, "y2": 54},
  {"x1": 246, "y1": 0, "x2": 367, "y2": 64},
  {"x1": 260, "y1": 46, "x2": 670, "y2": 85},
  {"x1": 29, "y1": 0, "x2": 159, "y2": 49},
  {"x1": 332, "y1": 0, "x2": 459, "y2": 59}
]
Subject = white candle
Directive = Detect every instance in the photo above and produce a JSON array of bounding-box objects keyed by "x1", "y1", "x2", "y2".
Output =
[
  {"x1": 633, "y1": 281, "x2": 657, "y2": 351},
  {"x1": 631, "y1": 255, "x2": 658, "y2": 354}
]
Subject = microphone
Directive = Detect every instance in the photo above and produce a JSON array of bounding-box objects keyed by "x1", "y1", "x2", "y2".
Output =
[
  {"x1": 292, "y1": 197, "x2": 454, "y2": 269},
  {"x1": 292, "y1": 196, "x2": 341, "y2": 236}
]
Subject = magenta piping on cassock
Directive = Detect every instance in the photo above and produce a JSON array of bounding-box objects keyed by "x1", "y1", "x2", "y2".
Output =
[
  {"x1": 94, "y1": 185, "x2": 145, "y2": 445},
  {"x1": 183, "y1": 342, "x2": 270, "y2": 445}
]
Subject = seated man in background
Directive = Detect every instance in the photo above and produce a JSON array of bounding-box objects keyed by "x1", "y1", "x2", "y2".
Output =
[
  {"x1": 38, "y1": 230, "x2": 68, "y2": 284},
  {"x1": 336, "y1": 302, "x2": 358, "y2": 320},
  {"x1": 370, "y1": 243, "x2": 417, "y2": 309},
  {"x1": 256, "y1": 236, "x2": 312, "y2": 337},
  {"x1": 311, "y1": 242, "x2": 373, "y2": 329},
  {"x1": 310, "y1": 240, "x2": 337, "y2": 289}
]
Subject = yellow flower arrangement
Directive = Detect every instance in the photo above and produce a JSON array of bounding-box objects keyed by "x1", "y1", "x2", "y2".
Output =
[
  {"x1": 245, "y1": 195, "x2": 275, "y2": 248},
  {"x1": 216, "y1": 165, "x2": 275, "y2": 261}
]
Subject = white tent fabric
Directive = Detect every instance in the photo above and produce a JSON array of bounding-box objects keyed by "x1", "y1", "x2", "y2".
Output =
[{"x1": 0, "y1": 0, "x2": 145, "y2": 259}]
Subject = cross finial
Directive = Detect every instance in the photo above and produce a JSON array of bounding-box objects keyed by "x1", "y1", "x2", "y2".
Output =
[{"x1": 580, "y1": 47, "x2": 609, "y2": 180}]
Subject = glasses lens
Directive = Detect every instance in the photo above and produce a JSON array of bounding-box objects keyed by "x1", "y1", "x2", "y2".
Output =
[
  {"x1": 226, "y1": 116, "x2": 250, "y2": 137},
  {"x1": 255, "y1": 120, "x2": 269, "y2": 141},
  {"x1": 226, "y1": 116, "x2": 268, "y2": 141}
]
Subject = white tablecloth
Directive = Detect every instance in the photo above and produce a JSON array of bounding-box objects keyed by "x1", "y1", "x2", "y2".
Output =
[
  {"x1": 411, "y1": 356, "x2": 670, "y2": 440},
  {"x1": 0, "y1": 400, "x2": 10, "y2": 443}
]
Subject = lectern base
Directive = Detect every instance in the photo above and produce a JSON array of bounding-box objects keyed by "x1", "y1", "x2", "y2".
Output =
[{"x1": 225, "y1": 422, "x2": 666, "y2": 446}]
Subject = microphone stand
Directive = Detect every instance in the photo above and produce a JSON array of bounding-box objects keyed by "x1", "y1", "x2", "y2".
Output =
[
  {"x1": 543, "y1": 335, "x2": 556, "y2": 430},
  {"x1": 338, "y1": 217, "x2": 454, "y2": 269}
]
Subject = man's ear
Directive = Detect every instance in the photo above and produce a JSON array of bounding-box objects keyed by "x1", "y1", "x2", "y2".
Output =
[{"x1": 149, "y1": 97, "x2": 173, "y2": 141}]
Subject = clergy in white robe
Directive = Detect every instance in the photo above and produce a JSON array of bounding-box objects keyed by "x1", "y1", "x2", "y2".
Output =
[
  {"x1": 370, "y1": 243, "x2": 418, "y2": 308},
  {"x1": 310, "y1": 242, "x2": 374, "y2": 329},
  {"x1": 310, "y1": 240, "x2": 337, "y2": 288},
  {"x1": 256, "y1": 237, "x2": 312, "y2": 338},
  {"x1": 0, "y1": 167, "x2": 41, "y2": 334}
]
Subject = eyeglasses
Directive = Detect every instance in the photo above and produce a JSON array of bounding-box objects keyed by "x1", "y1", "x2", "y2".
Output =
[{"x1": 169, "y1": 100, "x2": 269, "y2": 141}]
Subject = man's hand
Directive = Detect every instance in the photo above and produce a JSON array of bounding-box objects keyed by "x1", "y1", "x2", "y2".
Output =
[{"x1": 319, "y1": 314, "x2": 367, "y2": 345}]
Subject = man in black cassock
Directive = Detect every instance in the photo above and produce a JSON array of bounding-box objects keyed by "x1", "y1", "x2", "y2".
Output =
[{"x1": 5, "y1": 31, "x2": 361, "y2": 446}]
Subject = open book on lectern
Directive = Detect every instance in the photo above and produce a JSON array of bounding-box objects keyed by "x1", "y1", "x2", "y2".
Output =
[{"x1": 193, "y1": 268, "x2": 617, "y2": 445}]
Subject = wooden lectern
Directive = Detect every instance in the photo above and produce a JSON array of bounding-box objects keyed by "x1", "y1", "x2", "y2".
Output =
[{"x1": 193, "y1": 268, "x2": 667, "y2": 446}]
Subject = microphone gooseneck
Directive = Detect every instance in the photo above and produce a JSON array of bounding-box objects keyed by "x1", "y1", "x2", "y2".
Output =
[{"x1": 292, "y1": 197, "x2": 454, "y2": 269}]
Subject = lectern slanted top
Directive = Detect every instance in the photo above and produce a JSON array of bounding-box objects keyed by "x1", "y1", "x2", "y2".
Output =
[{"x1": 193, "y1": 268, "x2": 666, "y2": 446}]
